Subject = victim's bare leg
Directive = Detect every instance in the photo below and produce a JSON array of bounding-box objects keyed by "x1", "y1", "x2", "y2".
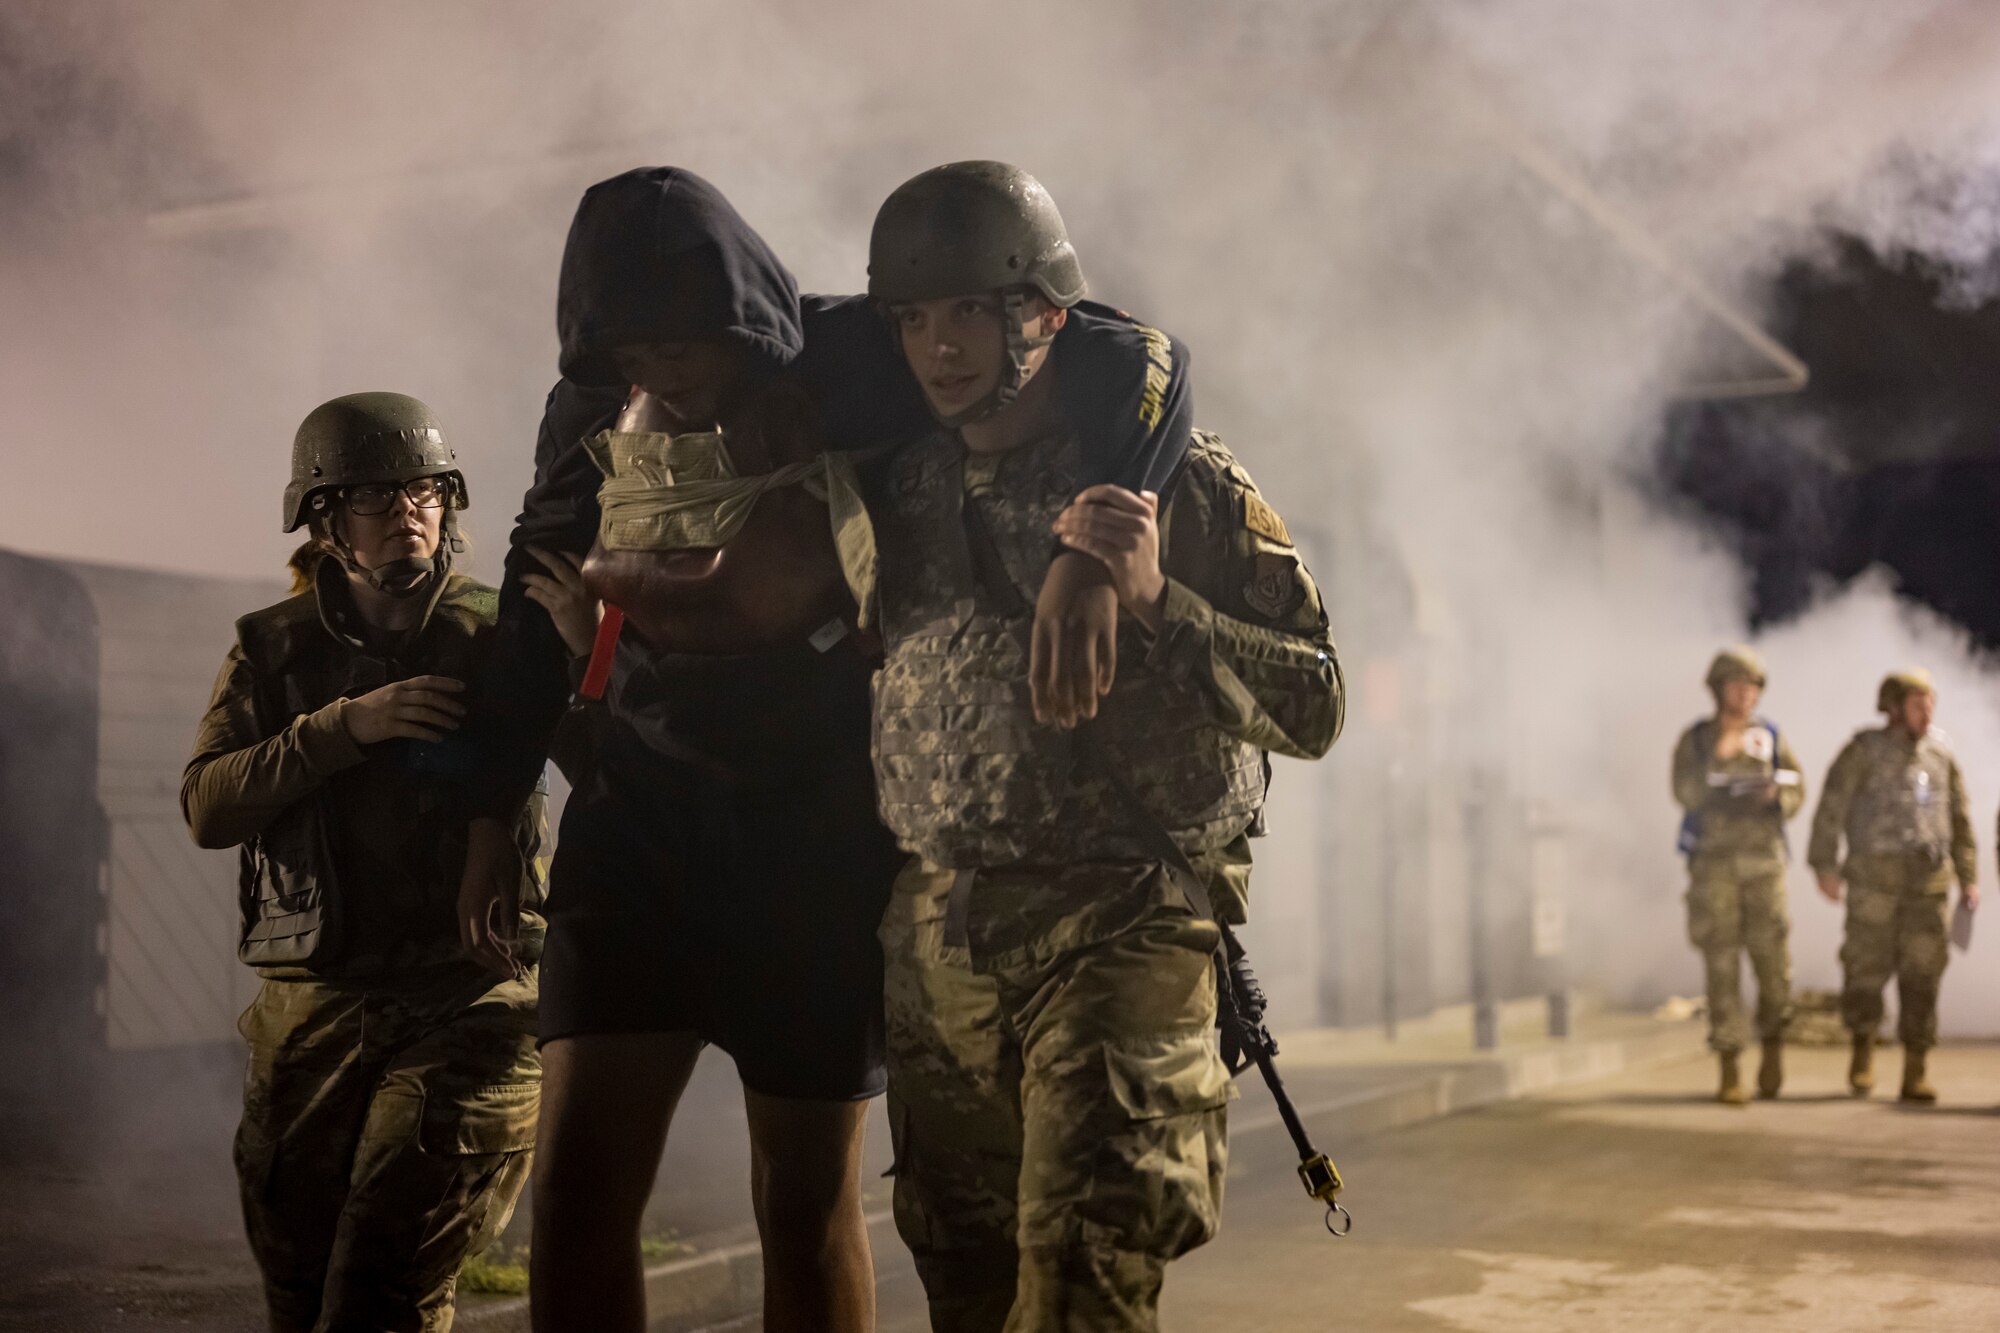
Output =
[
  {"x1": 742, "y1": 1088, "x2": 876, "y2": 1333},
  {"x1": 530, "y1": 1032, "x2": 704, "y2": 1333}
]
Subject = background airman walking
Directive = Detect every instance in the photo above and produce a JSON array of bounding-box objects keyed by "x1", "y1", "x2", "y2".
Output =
[
  {"x1": 1808, "y1": 669, "x2": 1979, "y2": 1103},
  {"x1": 1671, "y1": 647, "x2": 1805, "y2": 1103}
]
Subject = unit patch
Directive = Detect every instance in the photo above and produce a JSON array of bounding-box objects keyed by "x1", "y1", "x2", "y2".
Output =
[{"x1": 1243, "y1": 552, "x2": 1305, "y2": 620}]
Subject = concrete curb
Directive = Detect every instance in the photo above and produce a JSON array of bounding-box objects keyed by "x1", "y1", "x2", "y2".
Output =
[
  {"x1": 459, "y1": 1216, "x2": 904, "y2": 1333},
  {"x1": 459, "y1": 1018, "x2": 1706, "y2": 1332},
  {"x1": 1232, "y1": 1018, "x2": 1708, "y2": 1144}
]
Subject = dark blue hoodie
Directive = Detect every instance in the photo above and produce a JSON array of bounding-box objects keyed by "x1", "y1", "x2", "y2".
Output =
[
  {"x1": 555, "y1": 168, "x2": 804, "y2": 385},
  {"x1": 471, "y1": 166, "x2": 1192, "y2": 810}
]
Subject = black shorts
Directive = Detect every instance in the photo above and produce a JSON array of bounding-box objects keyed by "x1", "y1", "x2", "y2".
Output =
[{"x1": 538, "y1": 746, "x2": 906, "y2": 1101}]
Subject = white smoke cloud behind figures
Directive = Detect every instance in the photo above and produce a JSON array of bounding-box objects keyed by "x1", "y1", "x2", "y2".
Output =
[{"x1": 4, "y1": 0, "x2": 2000, "y2": 1029}]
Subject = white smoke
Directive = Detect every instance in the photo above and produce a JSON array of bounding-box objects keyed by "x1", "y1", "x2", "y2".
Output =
[{"x1": 5, "y1": 0, "x2": 2000, "y2": 1031}]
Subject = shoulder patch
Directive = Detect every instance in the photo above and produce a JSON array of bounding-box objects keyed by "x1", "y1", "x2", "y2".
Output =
[
  {"x1": 1243, "y1": 491, "x2": 1292, "y2": 547},
  {"x1": 1243, "y1": 552, "x2": 1305, "y2": 620}
]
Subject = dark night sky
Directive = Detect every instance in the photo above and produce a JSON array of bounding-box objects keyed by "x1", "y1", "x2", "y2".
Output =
[{"x1": 1661, "y1": 233, "x2": 2000, "y2": 652}]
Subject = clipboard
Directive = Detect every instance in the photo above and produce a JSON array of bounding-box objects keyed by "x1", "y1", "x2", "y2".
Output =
[{"x1": 1951, "y1": 898, "x2": 1976, "y2": 952}]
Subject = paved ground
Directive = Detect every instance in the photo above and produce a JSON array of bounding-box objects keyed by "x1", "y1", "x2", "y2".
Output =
[
  {"x1": 12, "y1": 1018, "x2": 1995, "y2": 1332},
  {"x1": 0, "y1": 999, "x2": 1678, "y2": 1332},
  {"x1": 876, "y1": 1044, "x2": 2000, "y2": 1331}
]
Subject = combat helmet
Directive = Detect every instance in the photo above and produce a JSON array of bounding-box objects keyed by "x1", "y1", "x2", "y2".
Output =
[
  {"x1": 1704, "y1": 646, "x2": 1767, "y2": 698},
  {"x1": 1877, "y1": 668, "x2": 1935, "y2": 714},
  {"x1": 285, "y1": 392, "x2": 467, "y2": 596},
  {"x1": 867, "y1": 160, "x2": 1086, "y2": 426}
]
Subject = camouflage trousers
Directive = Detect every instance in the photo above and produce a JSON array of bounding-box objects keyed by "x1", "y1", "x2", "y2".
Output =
[
  {"x1": 1839, "y1": 854, "x2": 1954, "y2": 1051},
  {"x1": 1684, "y1": 853, "x2": 1792, "y2": 1052},
  {"x1": 235, "y1": 964, "x2": 540, "y2": 1333},
  {"x1": 880, "y1": 860, "x2": 1234, "y2": 1333}
]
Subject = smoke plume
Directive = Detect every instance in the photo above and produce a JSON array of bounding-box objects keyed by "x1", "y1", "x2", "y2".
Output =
[{"x1": 5, "y1": 0, "x2": 2000, "y2": 1032}]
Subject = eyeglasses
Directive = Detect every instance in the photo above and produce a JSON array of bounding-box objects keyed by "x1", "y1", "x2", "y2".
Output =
[{"x1": 344, "y1": 477, "x2": 450, "y2": 516}]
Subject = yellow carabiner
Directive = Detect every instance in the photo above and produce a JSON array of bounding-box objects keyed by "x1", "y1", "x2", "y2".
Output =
[
  {"x1": 1298, "y1": 1152, "x2": 1349, "y2": 1235},
  {"x1": 1297, "y1": 1151, "x2": 1344, "y2": 1203}
]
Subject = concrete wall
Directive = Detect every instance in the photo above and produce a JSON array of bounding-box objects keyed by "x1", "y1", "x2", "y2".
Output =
[
  {"x1": 0, "y1": 552, "x2": 107, "y2": 1093},
  {"x1": 68, "y1": 559, "x2": 285, "y2": 1050},
  {"x1": 1, "y1": 548, "x2": 284, "y2": 1056}
]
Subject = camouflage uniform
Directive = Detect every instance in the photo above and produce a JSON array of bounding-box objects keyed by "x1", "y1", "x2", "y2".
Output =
[
  {"x1": 233, "y1": 968, "x2": 539, "y2": 1333},
  {"x1": 1807, "y1": 724, "x2": 1974, "y2": 1052},
  {"x1": 869, "y1": 429, "x2": 1342, "y2": 1331},
  {"x1": 184, "y1": 564, "x2": 547, "y2": 1333},
  {"x1": 1671, "y1": 718, "x2": 1805, "y2": 1053}
]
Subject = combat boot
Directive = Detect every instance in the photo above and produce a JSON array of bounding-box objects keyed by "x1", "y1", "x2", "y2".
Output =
[
  {"x1": 1717, "y1": 1051, "x2": 1748, "y2": 1105},
  {"x1": 1848, "y1": 1034, "x2": 1875, "y2": 1096},
  {"x1": 1756, "y1": 1040, "x2": 1783, "y2": 1099},
  {"x1": 1899, "y1": 1048, "x2": 1937, "y2": 1104}
]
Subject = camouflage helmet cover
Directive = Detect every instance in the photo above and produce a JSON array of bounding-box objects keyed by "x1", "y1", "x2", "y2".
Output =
[
  {"x1": 1705, "y1": 646, "x2": 1767, "y2": 694},
  {"x1": 867, "y1": 160, "x2": 1087, "y2": 308},
  {"x1": 284, "y1": 391, "x2": 467, "y2": 532},
  {"x1": 1877, "y1": 667, "x2": 1936, "y2": 714}
]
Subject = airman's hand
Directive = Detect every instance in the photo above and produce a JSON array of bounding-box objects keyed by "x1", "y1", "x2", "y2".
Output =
[
  {"x1": 458, "y1": 816, "x2": 523, "y2": 980},
  {"x1": 1961, "y1": 882, "x2": 1981, "y2": 912},
  {"x1": 1030, "y1": 551, "x2": 1117, "y2": 730},
  {"x1": 342, "y1": 675, "x2": 465, "y2": 745},
  {"x1": 1816, "y1": 871, "x2": 1844, "y2": 904},
  {"x1": 1051, "y1": 485, "x2": 1167, "y2": 633},
  {"x1": 521, "y1": 546, "x2": 602, "y2": 658}
]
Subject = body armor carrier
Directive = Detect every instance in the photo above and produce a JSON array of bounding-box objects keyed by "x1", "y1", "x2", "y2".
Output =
[
  {"x1": 870, "y1": 431, "x2": 1264, "y2": 867},
  {"x1": 1846, "y1": 729, "x2": 1955, "y2": 865},
  {"x1": 1680, "y1": 718, "x2": 1792, "y2": 862},
  {"x1": 232, "y1": 571, "x2": 545, "y2": 967}
]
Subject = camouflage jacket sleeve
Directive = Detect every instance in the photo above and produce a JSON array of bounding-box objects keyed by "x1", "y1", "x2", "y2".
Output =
[
  {"x1": 1670, "y1": 725, "x2": 1709, "y2": 812},
  {"x1": 1949, "y1": 755, "x2": 1977, "y2": 886},
  {"x1": 180, "y1": 644, "x2": 365, "y2": 850},
  {"x1": 1143, "y1": 434, "x2": 1344, "y2": 760},
  {"x1": 1776, "y1": 732, "x2": 1807, "y2": 822},
  {"x1": 1807, "y1": 736, "x2": 1866, "y2": 874}
]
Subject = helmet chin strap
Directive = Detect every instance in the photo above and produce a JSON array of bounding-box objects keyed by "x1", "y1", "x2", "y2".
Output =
[
  {"x1": 933, "y1": 289, "x2": 1058, "y2": 430},
  {"x1": 313, "y1": 515, "x2": 457, "y2": 599}
]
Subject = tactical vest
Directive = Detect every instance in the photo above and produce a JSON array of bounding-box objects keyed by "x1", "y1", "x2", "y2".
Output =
[
  {"x1": 1678, "y1": 718, "x2": 1790, "y2": 861},
  {"x1": 870, "y1": 431, "x2": 1265, "y2": 868},
  {"x1": 232, "y1": 571, "x2": 546, "y2": 969},
  {"x1": 1846, "y1": 728, "x2": 1955, "y2": 863}
]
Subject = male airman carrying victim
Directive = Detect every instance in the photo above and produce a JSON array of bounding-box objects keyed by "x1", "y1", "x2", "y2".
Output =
[
  {"x1": 861, "y1": 162, "x2": 1345, "y2": 1332},
  {"x1": 182, "y1": 394, "x2": 548, "y2": 1332},
  {"x1": 1670, "y1": 647, "x2": 1805, "y2": 1104},
  {"x1": 450, "y1": 166, "x2": 1197, "y2": 1333},
  {"x1": 1808, "y1": 669, "x2": 1980, "y2": 1103}
]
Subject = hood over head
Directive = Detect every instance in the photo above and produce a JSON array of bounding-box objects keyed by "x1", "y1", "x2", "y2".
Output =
[{"x1": 557, "y1": 167, "x2": 803, "y2": 388}]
